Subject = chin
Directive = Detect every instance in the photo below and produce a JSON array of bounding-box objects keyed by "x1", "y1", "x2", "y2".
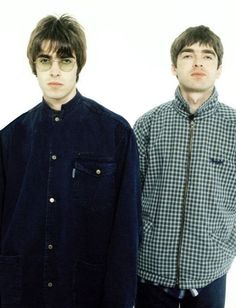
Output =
[{"x1": 45, "y1": 90, "x2": 64, "y2": 99}]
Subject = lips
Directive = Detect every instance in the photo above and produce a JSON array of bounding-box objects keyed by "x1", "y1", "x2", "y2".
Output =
[
  {"x1": 48, "y1": 82, "x2": 63, "y2": 86},
  {"x1": 191, "y1": 72, "x2": 206, "y2": 77}
]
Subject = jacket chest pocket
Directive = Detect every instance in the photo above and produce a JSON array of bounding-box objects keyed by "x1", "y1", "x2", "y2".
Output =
[{"x1": 72, "y1": 157, "x2": 116, "y2": 211}]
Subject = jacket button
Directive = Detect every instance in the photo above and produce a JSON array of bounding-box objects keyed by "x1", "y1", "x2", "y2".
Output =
[
  {"x1": 48, "y1": 244, "x2": 53, "y2": 250},
  {"x1": 49, "y1": 197, "x2": 55, "y2": 203},
  {"x1": 96, "y1": 169, "x2": 101, "y2": 175},
  {"x1": 48, "y1": 282, "x2": 53, "y2": 288},
  {"x1": 51, "y1": 155, "x2": 57, "y2": 160},
  {"x1": 54, "y1": 116, "x2": 60, "y2": 122}
]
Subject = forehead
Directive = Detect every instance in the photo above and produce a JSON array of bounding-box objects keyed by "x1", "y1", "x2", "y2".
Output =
[{"x1": 180, "y1": 42, "x2": 216, "y2": 54}]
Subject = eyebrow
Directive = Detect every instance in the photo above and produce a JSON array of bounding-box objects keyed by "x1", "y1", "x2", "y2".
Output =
[
  {"x1": 180, "y1": 48, "x2": 216, "y2": 57},
  {"x1": 37, "y1": 53, "x2": 75, "y2": 59},
  {"x1": 37, "y1": 54, "x2": 51, "y2": 58}
]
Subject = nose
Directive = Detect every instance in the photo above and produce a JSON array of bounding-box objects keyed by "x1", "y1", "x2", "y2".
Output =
[
  {"x1": 49, "y1": 60, "x2": 61, "y2": 77},
  {"x1": 194, "y1": 63, "x2": 203, "y2": 67},
  {"x1": 193, "y1": 56, "x2": 203, "y2": 67}
]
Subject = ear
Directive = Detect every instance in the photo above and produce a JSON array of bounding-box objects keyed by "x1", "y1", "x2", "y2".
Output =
[
  {"x1": 216, "y1": 64, "x2": 222, "y2": 79},
  {"x1": 171, "y1": 64, "x2": 178, "y2": 77}
]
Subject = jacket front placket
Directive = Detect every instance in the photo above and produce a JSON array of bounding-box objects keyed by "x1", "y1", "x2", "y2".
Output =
[
  {"x1": 176, "y1": 114, "x2": 196, "y2": 285},
  {"x1": 43, "y1": 110, "x2": 63, "y2": 302}
]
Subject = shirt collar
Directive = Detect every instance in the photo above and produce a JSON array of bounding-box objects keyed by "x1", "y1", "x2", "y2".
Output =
[{"x1": 173, "y1": 86, "x2": 219, "y2": 119}]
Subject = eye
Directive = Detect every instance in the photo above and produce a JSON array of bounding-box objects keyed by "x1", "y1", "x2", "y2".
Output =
[
  {"x1": 38, "y1": 57, "x2": 50, "y2": 64},
  {"x1": 182, "y1": 54, "x2": 192, "y2": 59},
  {"x1": 204, "y1": 55, "x2": 213, "y2": 60},
  {"x1": 61, "y1": 58, "x2": 73, "y2": 64}
]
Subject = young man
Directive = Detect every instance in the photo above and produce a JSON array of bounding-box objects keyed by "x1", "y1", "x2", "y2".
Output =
[
  {"x1": 134, "y1": 25, "x2": 235, "y2": 308},
  {"x1": 0, "y1": 15, "x2": 140, "y2": 308}
]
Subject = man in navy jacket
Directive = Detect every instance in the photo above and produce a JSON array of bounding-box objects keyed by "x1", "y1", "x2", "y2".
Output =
[{"x1": 0, "y1": 14, "x2": 141, "y2": 308}]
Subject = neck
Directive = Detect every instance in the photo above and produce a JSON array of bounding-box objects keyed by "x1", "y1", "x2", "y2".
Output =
[
  {"x1": 47, "y1": 101, "x2": 62, "y2": 111},
  {"x1": 44, "y1": 88, "x2": 77, "y2": 111},
  {"x1": 179, "y1": 86, "x2": 214, "y2": 114}
]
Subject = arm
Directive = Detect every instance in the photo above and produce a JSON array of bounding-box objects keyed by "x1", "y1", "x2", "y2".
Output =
[
  {"x1": 133, "y1": 117, "x2": 150, "y2": 190},
  {"x1": 0, "y1": 132, "x2": 6, "y2": 243},
  {"x1": 102, "y1": 127, "x2": 141, "y2": 308}
]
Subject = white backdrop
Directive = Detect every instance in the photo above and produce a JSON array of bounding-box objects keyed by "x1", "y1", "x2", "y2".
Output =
[{"x1": 0, "y1": 0, "x2": 236, "y2": 307}]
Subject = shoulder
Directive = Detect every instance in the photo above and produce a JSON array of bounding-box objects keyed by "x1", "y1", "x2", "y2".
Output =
[
  {"x1": 80, "y1": 94, "x2": 132, "y2": 131},
  {"x1": 134, "y1": 101, "x2": 172, "y2": 133},
  {"x1": 217, "y1": 102, "x2": 236, "y2": 122},
  {"x1": 1, "y1": 103, "x2": 41, "y2": 138}
]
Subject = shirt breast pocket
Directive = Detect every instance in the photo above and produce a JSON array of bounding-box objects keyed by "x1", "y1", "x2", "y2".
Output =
[{"x1": 72, "y1": 157, "x2": 116, "y2": 211}]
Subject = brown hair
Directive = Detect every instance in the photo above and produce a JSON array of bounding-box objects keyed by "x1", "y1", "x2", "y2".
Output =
[
  {"x1": 170, "y1": 25, "x2": 223, "y2": 68},
  {"x1": 27, "y1": 14, "x2": 87, "y2": 80}
]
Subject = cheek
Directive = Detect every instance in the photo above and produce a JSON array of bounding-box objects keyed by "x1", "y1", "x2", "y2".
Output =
[
  {"x1": 37, "y1": 76, "x2": 45, "y2": 88},
  {"x1": 208, "y1": 69, "x2": 220, "y2": 80},
  {"x1": 68, "y1": 72, "x2": 78, "y2": 84},
  {"x1": 36, "y1": 71, "x2": 46, "y2": 83},
  {"x1": 215, "y1": 68, "x2": 222, "y2": 79},
  {"x1": 64, "y1": 67, "x2": 77, "y2": 81},
  {"x1": 175, "y1": 69, "x2": 188, "y2": 80}
]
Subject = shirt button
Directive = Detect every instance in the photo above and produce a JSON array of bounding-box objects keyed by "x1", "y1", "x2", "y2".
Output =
[
  {"x1": 96, "y1": 169, "x2": 101, "y2": 175},
  {"x1": 54, "y1": 116, "x2": 60, "y2": 122},
  {"x1": 49, "y1": 197, "x2": 55, "y2": 203},
  {"x1": 51, "y1": 155, "x2": 57, "y2": 160},
  {"x1": 48, "y1": 244, "x2": 53, "y2": 250},
  {"x1": 48, "y1": 282, "x2": 53, "y2": 288}
]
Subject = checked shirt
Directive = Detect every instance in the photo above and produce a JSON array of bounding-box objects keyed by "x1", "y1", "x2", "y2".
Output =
[{"x1": 134, "y1": 87, "x2": 236, "y2": 289}]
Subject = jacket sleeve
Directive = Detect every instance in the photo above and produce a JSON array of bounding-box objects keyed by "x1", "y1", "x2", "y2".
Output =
[
  {"x1": 133, "y1": 117, "x2": 150, "y2": 190},
  {"x1": 102, "y1": 127, "x2": 141, "y2": 308},
  {"x1": 0, "y1": 131, "x2": 6, "y2": 238}
]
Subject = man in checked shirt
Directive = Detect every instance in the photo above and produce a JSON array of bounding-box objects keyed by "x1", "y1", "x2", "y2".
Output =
[{"x1": 134, "y1": 25, "x2": 235, "y2": 307}]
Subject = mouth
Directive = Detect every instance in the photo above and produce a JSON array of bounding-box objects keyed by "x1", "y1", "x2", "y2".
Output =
[
  {"x1": 191, "y1": 72, "x2": 206, "y2": 77},
  {"x1": 48, "y1": 82, "x2": 64, "y2": 86}
]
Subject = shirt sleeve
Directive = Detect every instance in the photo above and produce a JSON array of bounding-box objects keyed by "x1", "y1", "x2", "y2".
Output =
[{"x1": 101, "y1": 127, "x2": 141, "y2": 308}]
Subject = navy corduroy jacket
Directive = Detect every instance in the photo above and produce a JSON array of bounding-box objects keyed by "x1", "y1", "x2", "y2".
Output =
[{"x1": 0, "y1": 91, "x2": 141, "y2": 308}]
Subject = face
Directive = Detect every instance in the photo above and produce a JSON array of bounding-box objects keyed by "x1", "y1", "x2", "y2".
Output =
[
  {"x1": 172, "y1": 43, "x2": 222, "y2": 95},
  {"x1": 35, "y1": 41, "x2": 78, "y2": 108}
]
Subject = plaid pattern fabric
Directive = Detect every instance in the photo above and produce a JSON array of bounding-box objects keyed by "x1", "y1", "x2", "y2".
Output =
[{"x1": 134, "y1": 87, "x2": 236, "y2": 289}]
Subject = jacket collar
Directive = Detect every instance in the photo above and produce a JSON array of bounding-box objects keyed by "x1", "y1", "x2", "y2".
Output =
[
  {"x1": 42, "y1": 90, "x2": 81, "y2": 118},
  {"x1": 173, "y1": 86, "x2": 219, "y2": 119}
]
